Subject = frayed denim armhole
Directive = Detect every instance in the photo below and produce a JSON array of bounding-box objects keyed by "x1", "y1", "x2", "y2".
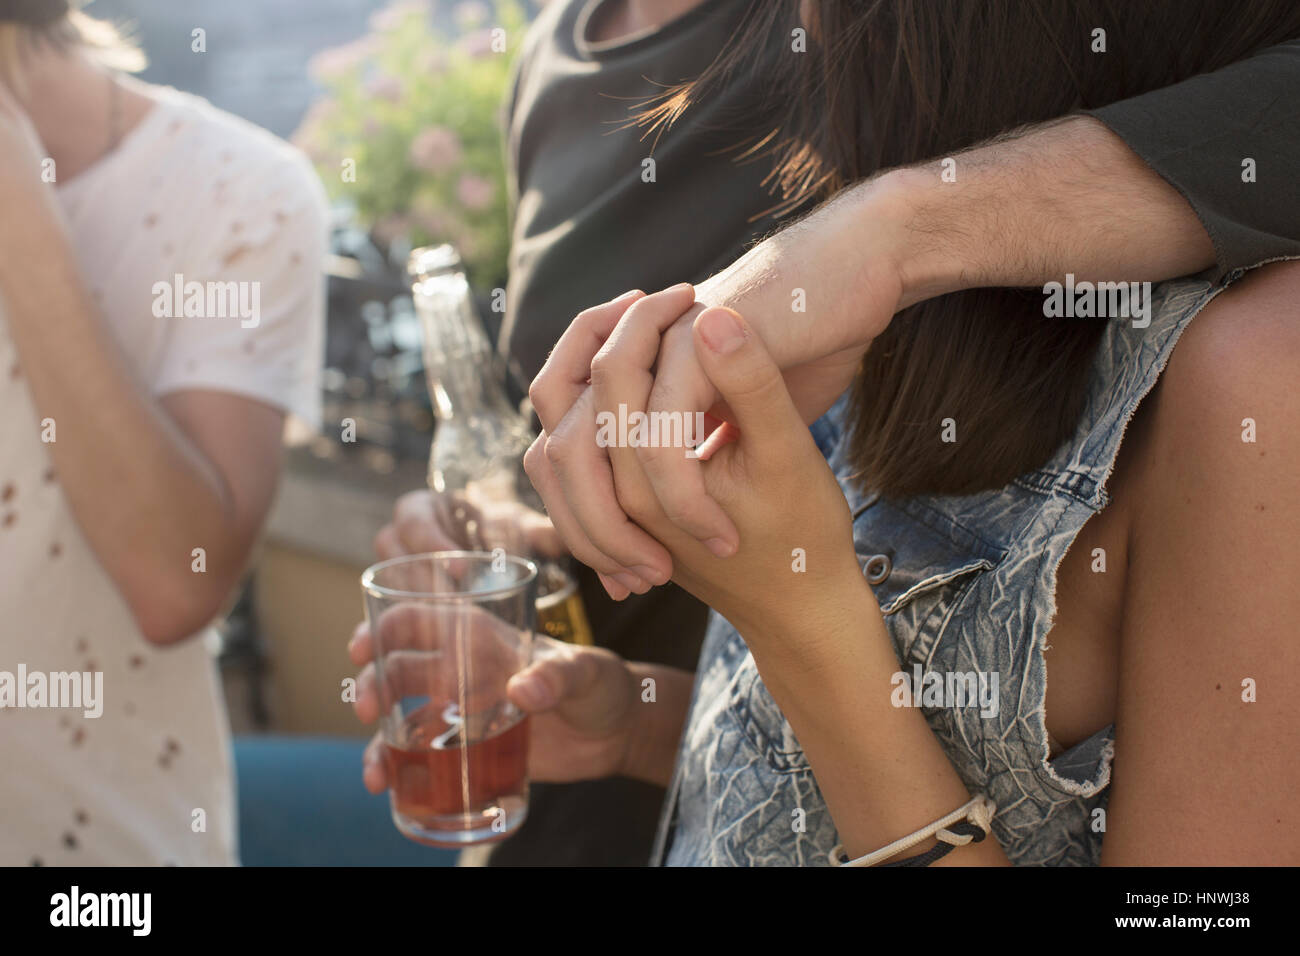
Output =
[
  {"x1": 1028, "y1": 278, "x2": 1223, "y2": 798},
  {"x1": 1050, "y1": 727, "x2": 1116, "y2": 791}
]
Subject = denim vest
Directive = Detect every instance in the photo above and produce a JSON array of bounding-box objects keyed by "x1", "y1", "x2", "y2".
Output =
[{"x1": 652, "y1": 275, "x2": 1231, "y2": 866}]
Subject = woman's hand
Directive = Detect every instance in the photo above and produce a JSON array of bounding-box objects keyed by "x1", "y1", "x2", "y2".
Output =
[
  {"x1": 349, "y1": 620, "x2": 642, "y2": 793},
  {"x1": 595, "y1": 304, "x2": 866, "y2": 648},
  {"x1": 525, "y1": 186, "x2": 906, "y2": 595}
]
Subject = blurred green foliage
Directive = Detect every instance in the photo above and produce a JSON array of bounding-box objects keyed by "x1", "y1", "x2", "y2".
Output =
[{"x1": 294, "y1": 0, "x2": 525, "y2": 291}]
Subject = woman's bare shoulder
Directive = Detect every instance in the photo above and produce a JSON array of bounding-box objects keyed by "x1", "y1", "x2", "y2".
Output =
[
  {"x1": 1136, "y1": 261, "x2": 1300, "y2": 475},
  {"x1": 1162, "y1": 261, "x2": 1300, "y2": 410},
  {"x1": 1114, "y1": 261, "x2": 1299, "y2": 497},
  {"x1": 1101, "y1": 261, "x2": 1300, "y2": 864}
]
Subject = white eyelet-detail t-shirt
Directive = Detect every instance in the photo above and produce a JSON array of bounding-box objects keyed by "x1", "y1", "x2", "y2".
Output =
[{"x1": 0, "y1": 84, "x2": 328, "y2": 866}]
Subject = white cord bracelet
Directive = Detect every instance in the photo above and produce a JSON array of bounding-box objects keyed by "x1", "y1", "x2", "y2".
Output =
[{"x1": 828, "y1": 794, "x2": 997, "y2": 867}]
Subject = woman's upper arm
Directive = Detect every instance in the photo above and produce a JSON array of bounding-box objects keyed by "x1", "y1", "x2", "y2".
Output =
[{"x1": 1102, "y1": 263, "x2": 1300, "y2": 865}]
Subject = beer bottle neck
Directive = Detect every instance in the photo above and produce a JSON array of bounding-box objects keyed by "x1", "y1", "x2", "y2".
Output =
[{"x1": 415, "y1": 270, "x2": 517, "y2": 423}]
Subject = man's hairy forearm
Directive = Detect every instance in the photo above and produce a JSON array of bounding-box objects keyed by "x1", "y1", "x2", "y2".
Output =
[
  {"x1": 703, "y1": 115, "x2": 1217, "y2": 372},
  {"x1": 883, "y1": 114, "x2": 1217, "y2": 307}
]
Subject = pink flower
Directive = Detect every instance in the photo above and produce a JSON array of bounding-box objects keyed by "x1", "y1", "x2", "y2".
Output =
[
  {"x1": 456, "y1": 173, "x2": 495, "y2": 211},
  {"x1": 460, "y1": 28, "x2": 498, "y2": 58},
  {"x1": 416, "y1": 50, "x2": 448, "y2": 75},
  {"x1": 307, "y1": 38, "x2": 378, "y2": 82},
  {"x1": 408, "y1": 126, "x2": 463, "y2": 174},
  {"x1": 364, "y1": 74, "x2": 404, "y2": 103}
]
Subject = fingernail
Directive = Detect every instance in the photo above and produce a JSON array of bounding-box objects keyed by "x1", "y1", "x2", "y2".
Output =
[
  {"x1": 705, "y1": 537, "x2": 735, "y2": 558},
  {"x1": 614, "y1": 288, "x2": 643, "y2": 303},
  {"x1": 612, "y1": 571, "x2": 647, "y2": 592},
  {"x1": 598, "y1": 572, "x2": 629, "y2": 600},
  {"x1": 632, "y1": 565, "x2": 668, "y2": 586},
  {"x1": 667, "y1": 281, "x2": 694, "y2": 295},
  {"x1": 698, "y1": 308, "x2": 746, "y2": 354}
]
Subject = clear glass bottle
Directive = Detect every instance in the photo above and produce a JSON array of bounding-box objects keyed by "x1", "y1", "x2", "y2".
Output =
[{"x1": 409, "y1": 245, "x2": 593, "y2": 645}]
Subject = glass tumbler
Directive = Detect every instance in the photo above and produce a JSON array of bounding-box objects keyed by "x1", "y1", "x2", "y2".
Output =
[{"x1": 361, "y1": 551, "x2": 537, "y2": 847}]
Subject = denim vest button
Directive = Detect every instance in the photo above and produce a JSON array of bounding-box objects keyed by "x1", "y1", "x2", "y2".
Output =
[{"x1": 864, "y1": 553, "x2": 892, "y2": 584}]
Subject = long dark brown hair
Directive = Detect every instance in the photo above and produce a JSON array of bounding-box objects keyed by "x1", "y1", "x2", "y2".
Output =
[{"x1": 634, "y1": 0, "x2": 1300, "y2": 496}]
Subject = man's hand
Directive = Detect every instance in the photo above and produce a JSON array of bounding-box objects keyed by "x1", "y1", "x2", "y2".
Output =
[
  {"x1": 373, "y1": 487, "x2": 567, "y2": 561},
  {"x1": 349, "y1": 620, "x2": 644, "y2": 790}
]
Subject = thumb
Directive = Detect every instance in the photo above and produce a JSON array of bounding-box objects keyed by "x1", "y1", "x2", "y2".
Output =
[
  {"x1": 692, "y1": 307, "x2": 805, "y2": 454},
  {"x1": 507, "y1": 646, "x2": 598, "y2": 712}
]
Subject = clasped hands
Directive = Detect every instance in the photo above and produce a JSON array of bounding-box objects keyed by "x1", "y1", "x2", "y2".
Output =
[{"x1": 523, "y1": 282, "x2": 866, "y2": 640}]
